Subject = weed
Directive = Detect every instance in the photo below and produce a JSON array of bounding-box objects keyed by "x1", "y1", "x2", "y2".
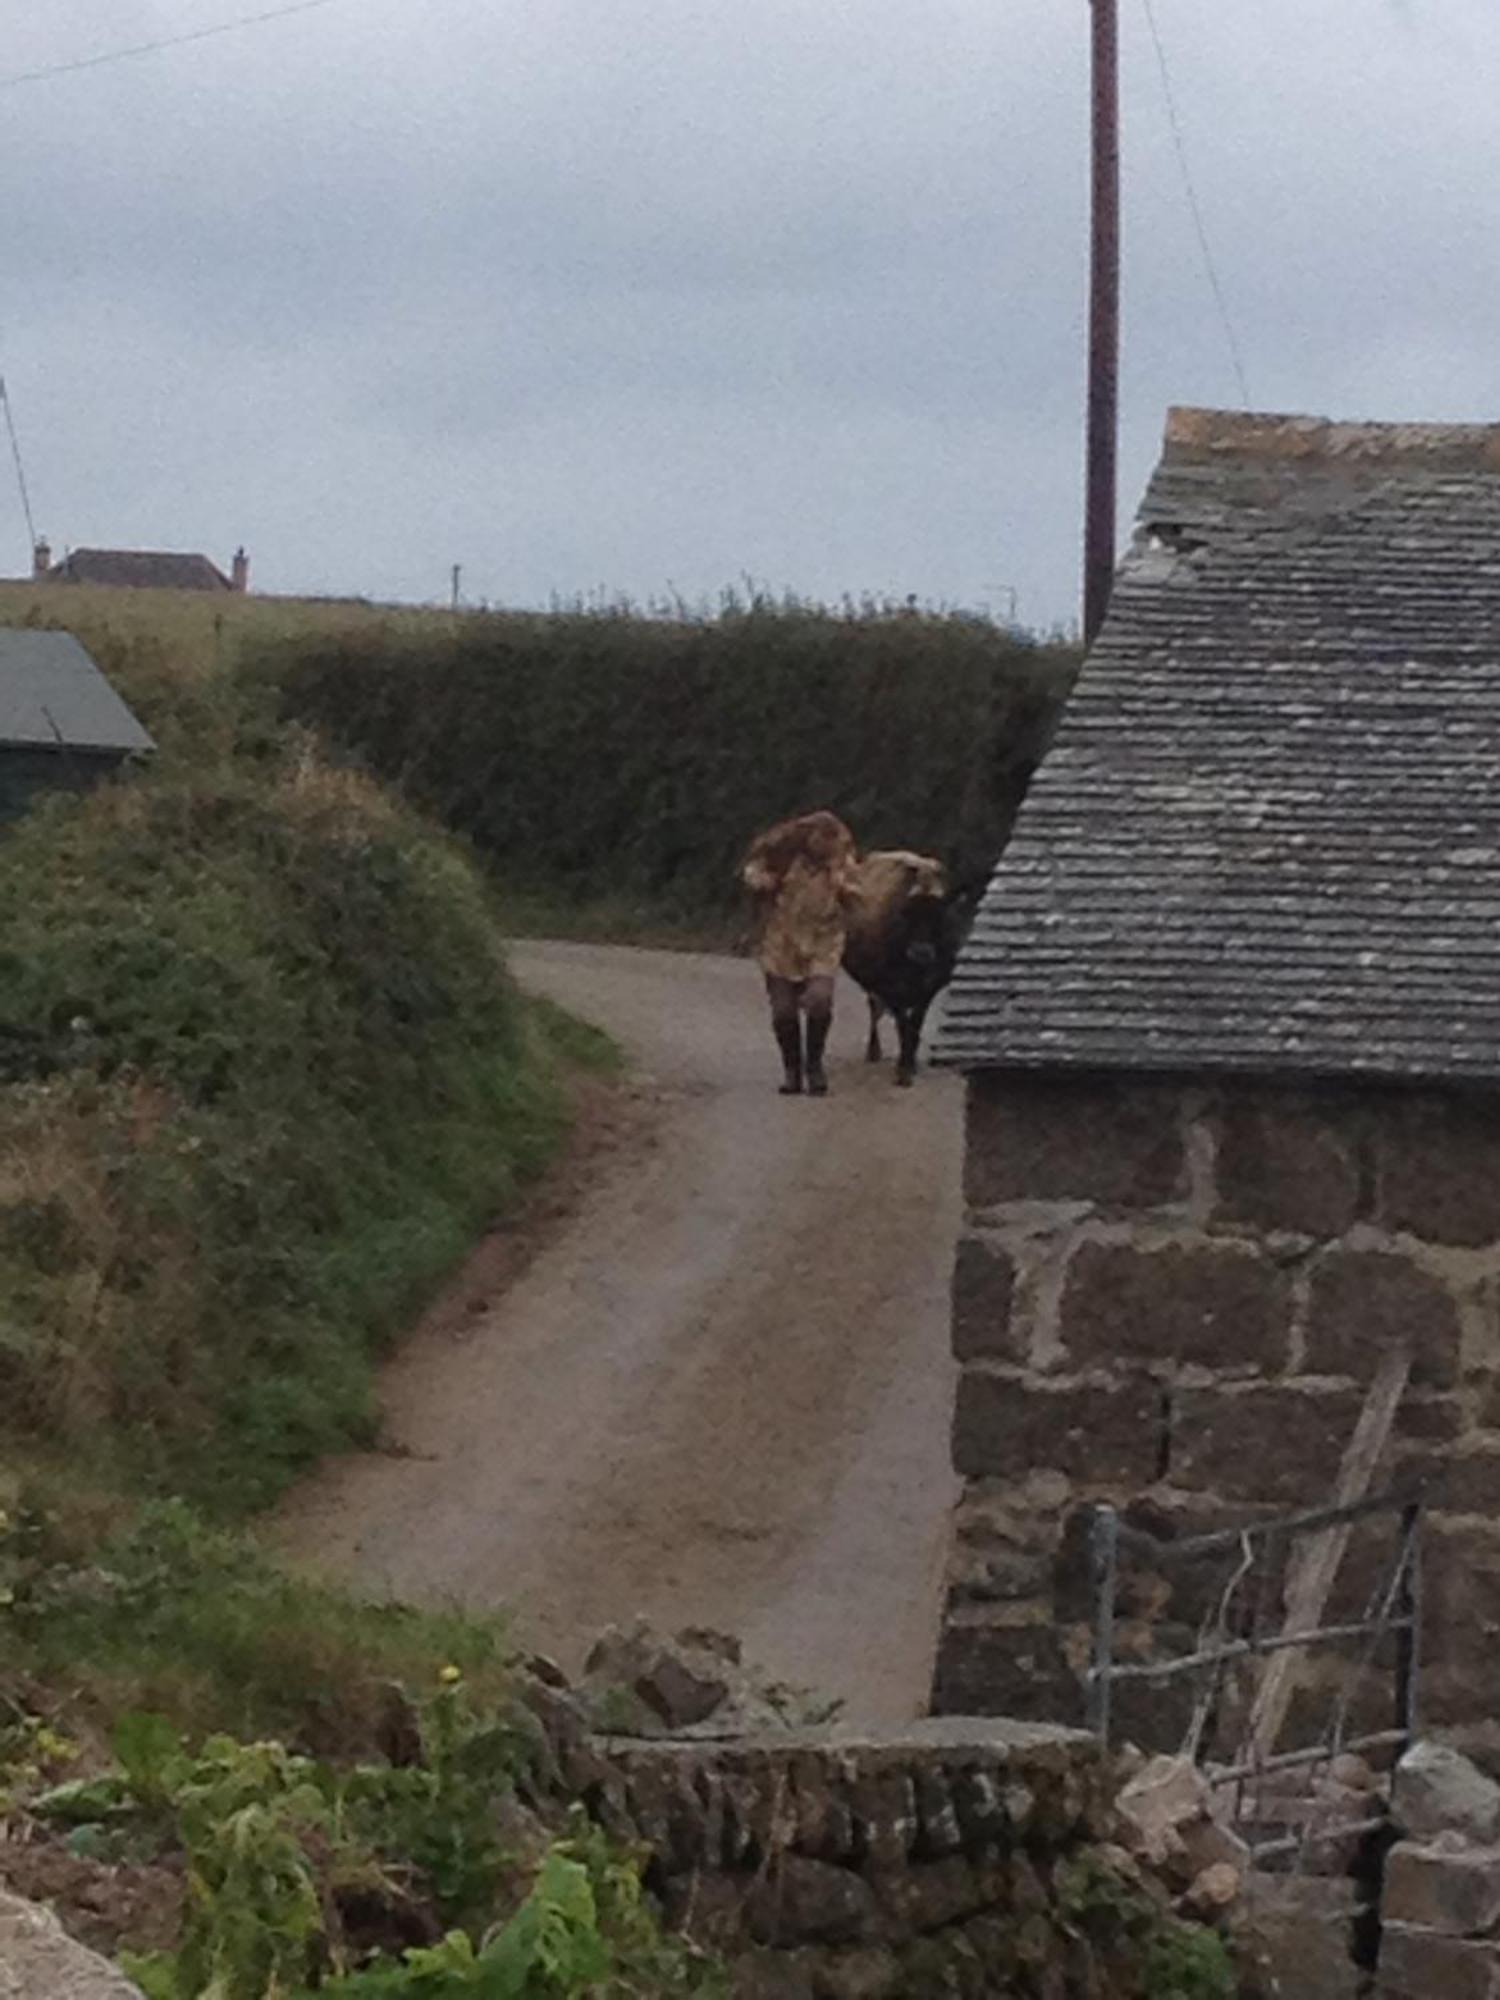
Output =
[
  {"x1": 1059, "y1": 1854, "x2": 1239, "y2": 2000},
  {"x1": 1142, "y1": 1921, "x2": 1242, "y2": 2000},
  {"x1": 24, "y1": 1697, "x2": 723, "y2": 2000}
]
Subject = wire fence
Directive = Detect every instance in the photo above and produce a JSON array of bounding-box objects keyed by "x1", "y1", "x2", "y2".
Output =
[{"x1": 1086, "y1": 1491, "x2": 1422, "y2": 1868}]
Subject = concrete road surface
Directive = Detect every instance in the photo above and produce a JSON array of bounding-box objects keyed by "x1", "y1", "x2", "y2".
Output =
[{"x1": 274, "y1": 942, "x2": 963, "y2": 1724}]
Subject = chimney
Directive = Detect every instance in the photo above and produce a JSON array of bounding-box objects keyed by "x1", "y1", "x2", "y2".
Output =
[
  {"x1": 230, "y1": 547, "x2": 249, "y2": 593},
  {"x1": 31, "y1": 537, "x2": 50, "y2": 580}
]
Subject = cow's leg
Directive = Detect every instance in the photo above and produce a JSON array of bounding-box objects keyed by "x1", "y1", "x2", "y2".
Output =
[
  {"x1": 804, "y1": 974, "x2": 835, "y2": 1096},
  {"x1": 895, "y1": 996, "x2": 934, "y2": 1086},
  {"x1": 865, "y1": 995, "x2": 884, "y2": 1063},
  {"x1": 765, "y1": 975, "x2": 803, "y2": 1093}
]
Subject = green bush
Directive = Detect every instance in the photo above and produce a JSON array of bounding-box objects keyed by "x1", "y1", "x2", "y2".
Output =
[
  {"x1": 0, "y1": 742, "x2": 587, "y2": 1512},
  {"x1": 1059, "y1": 1854, "x2": 1239, "y2": 2000},
  {"x1": 0, "y1": 1494, "x2": 517, "y2": 1752},
  {"x1": 248, "y1": 600, "x2": 1076, "y2": 922},
  {"x1": 21, "y1": 1691, "x2": 723, "y2": 1999}
]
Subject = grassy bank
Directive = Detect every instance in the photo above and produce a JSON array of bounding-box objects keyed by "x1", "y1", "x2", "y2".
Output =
[
  {"x1": 0, "y1": 1478, "x2": 724, "y2": 1997},
  {"x1": 248, "y1": 600, "x2": 1078, "y2": 923},
  {"x1": 0, "y1": 744, "x2": 606, "y2": 1513},
  {"x1": 0, "y1": 584, "x2": 618, "y2": 1515},
  {"x1": 0, "y1": 585, "x2": 703, "y2": 1986}
]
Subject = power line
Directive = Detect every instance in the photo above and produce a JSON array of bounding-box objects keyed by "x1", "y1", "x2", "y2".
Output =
[
  {"x1": 0, "y1": 378, "x2": 39, "y2": 553},
  {"x1": 0, "y1": 0, "x2": 346, "y2": 94},
  {"x1": 1138, "y1": 0, "x2": 1253, "y2": 409}
]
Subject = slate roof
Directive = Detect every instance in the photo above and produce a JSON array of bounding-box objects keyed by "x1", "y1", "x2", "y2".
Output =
[
  {"x1": 0, "y1": 629, "x2": 156, "y2": 755},
  {"x1": 45, "y1": 548, "x2": 232, "y2": 591},
  {"x1": 939, "y1": 406, "x2": 1500, "y2": 1082}
]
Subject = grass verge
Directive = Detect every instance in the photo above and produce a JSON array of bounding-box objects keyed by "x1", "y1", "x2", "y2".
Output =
[{"x1": 0, "y1": 725, "x2": 615, "y2": 1516}]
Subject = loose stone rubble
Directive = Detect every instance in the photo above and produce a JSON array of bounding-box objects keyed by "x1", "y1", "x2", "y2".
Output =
[
  {"x1": 1375, "y1": 1742, "x2": 1500, "y2": 1997},
  {"x1": 1391, "y1": 1739, "x2": 1500, "y2": 1846},
  {"x1": 566, "y1": 1618, "x2": 841, "y2": 1739},
  {"x1": 1115, "y1": 1754, "x2": 1250, "y2": 1906}
]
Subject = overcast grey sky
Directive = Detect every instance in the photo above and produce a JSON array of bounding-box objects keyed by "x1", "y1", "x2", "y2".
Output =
[{"x1": 2, "y1": 0, "x2": 1495, "y2": 623}]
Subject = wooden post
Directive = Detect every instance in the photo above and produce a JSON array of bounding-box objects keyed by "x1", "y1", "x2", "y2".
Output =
[
  {"x1": 1246, "y1": 1348, "x2": 1411, "y2": 1764},
  {"x1": 1083, "y1": 0, "x2": 1120, "y2": 649}
]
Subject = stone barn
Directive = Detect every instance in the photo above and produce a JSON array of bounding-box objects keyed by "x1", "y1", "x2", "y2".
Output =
[
  {"x1": 0, "y1": 628, "x2": 155, "y2": 825},
  {"x1": 931, "y1": 407, "x2": 1500, "y2": 1764}
]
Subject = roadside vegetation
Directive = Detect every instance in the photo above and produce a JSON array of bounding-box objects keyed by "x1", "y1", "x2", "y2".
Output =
[
  {"x1": 0, "y1": 1482, "x2": 723, "y2": 1996},
  {"x1": 0, "y1": 582, "x2": 707, "y2": 1994},
  {"x1": 0, "y1": 581, "x2": 1083, "y2": 1996},
  {"x1": 247, "y1": 592, "x2": 1078, "y2": 932},
  {"x1": 0, "y1": 718, "x2": 607, "y2": 1513}
]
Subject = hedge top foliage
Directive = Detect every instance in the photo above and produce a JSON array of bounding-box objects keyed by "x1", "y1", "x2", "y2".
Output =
[{"x1": 248, "y1": 603, "x2": 1078, "y2": 917}]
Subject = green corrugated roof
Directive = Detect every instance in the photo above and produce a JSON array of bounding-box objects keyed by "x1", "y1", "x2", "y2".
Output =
[{"x1": 0, "y1": 629, "x2": 155, "y2": 754}]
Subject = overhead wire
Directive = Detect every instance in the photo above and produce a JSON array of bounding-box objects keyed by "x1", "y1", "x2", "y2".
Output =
[
  {"x1": 0, "y1": 0, "x2": 346, "y2": 93},
  {"x1": 0, "y1": 378, "x2": 39, "y2": 553},
  {"x1": 0, "y1": 0, "x2": 352, "y2": 570},
  {"x1": 1138, "y1": 0, "x2": 1254, "y2": 409}
]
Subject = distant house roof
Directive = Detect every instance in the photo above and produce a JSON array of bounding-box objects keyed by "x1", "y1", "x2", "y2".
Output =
[
  {"x1": 45, "y1": 548, "x2": 232, "y2": 591},
  {"x1": 940, "y1": 405, "x2": 1500, "y2": 1083},
  {"x1": 0, "y1": 629, "x2": 155, "y2": 755}
]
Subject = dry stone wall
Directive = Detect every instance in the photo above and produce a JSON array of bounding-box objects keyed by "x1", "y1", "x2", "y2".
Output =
[
  {"x1": 934, "y1": 1070, "x2": 1500, "y2": 1759},
  {"x1": 558, "y1": 1714, "x2": 1138, "y2": 1997}
]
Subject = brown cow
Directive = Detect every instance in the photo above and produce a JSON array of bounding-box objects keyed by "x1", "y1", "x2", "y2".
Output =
[{"x1": 842, "y1": 849, "x2": 972, "y2": 1085}]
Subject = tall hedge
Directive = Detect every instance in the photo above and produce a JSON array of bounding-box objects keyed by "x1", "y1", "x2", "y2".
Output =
[{"x1": 250, "y1": 606, "x2": 1077, "y2": 914}]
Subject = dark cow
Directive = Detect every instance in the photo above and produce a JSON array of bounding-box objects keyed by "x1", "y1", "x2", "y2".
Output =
[{"x1": 841, "y1": 850, "x2": 975, "y2": 1085}]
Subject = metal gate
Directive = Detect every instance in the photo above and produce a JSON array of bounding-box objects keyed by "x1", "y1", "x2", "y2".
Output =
[{"x1": 1086, "y1": 1492, "x2": 1422, "y2": 1864}]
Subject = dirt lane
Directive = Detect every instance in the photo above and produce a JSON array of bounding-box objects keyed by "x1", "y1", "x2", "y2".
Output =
[{"x1": 274, "y1": 942, "x2": 962, "y2": 1723}]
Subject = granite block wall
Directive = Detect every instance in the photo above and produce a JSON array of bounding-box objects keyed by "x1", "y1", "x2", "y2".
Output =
[{"x1": 933, "y1": 1071, "x2": 1500, "y2": 1761}]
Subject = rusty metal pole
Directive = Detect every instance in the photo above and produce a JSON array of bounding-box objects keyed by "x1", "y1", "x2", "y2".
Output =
[{"x1": 1083, "y1": 0, "x2": 1120, "y2": 648}]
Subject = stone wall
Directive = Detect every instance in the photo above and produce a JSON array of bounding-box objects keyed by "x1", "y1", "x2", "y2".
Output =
[
  {"x1": 933, "y1": 1070, "x2": 1500, "y2": 1760},
  {"x1": 561, "y1": 1715, "x2": 1139, "y2": 1997}
]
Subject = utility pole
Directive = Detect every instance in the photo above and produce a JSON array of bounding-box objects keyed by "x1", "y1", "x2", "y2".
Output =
[
  {"x1": 450, "y1": 563, "x2": 462, "y2": 612},
  {"x1": 1083, "y1": 0, "x2": 1120, "y2": 648}
]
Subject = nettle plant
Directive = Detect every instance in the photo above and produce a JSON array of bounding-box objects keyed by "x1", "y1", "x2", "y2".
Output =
[{"x1": 30, "y1": 1681, "x2": 722, "y2": 2000}]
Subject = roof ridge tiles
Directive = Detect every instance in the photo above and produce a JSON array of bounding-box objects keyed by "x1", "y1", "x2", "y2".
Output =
[
  {"x1": 939, "y1": 405, "x2": 1500, "y2": 1082},
  {"x1": 1166, "y1": 405, "x2": 1500, "y2": 471}
]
